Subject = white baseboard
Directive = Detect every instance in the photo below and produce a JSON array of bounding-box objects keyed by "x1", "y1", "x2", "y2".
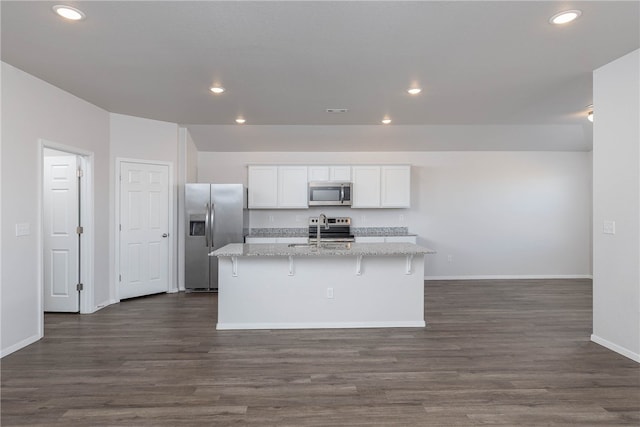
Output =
[
  {"x1": 217, "y1": 320, "x2": 426, "y2": 330},
  {"x1": 1, "y1": 332, "x2": 42, "y2": 358},
  {"x1": 591, "y1": 334, "x2": 640, "y2": 363},
  {"x1": 89, "y1": 299, "x2": 118, "y2": 314},
  {"x1": 424, "y1": 274, "x2": 593, "y2": 281}
]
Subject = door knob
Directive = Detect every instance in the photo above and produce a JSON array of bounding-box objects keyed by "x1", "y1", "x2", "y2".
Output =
[{"x1": 162, "y1": 233, "x2": 168, "y2": 238}]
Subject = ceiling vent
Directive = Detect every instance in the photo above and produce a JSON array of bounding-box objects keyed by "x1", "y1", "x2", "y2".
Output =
[{"x1": 326, "y1": 108, "x2": 349, "y2": 113}]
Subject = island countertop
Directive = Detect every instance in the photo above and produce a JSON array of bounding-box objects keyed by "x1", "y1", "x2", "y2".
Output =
[{"x1": 211, "y1": 242, "x2": 436, "y2": 257}]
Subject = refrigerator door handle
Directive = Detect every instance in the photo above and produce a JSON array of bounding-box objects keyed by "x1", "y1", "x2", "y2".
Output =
[
  {"x1": 204, "y1": 203, "x2": 210, "y2": 247},
  {"x1": 210, "y1": 203, "x2": 215, "y2": 245}
]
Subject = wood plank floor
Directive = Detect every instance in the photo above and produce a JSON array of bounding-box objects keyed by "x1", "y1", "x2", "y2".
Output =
[{"x1": 2, "y1": 279, "x2": 639, "y2": 426}]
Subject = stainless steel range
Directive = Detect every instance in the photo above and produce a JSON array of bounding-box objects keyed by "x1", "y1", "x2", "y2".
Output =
[{"x1": 308, "y1": 216, "x2": 354, "y2": 243}]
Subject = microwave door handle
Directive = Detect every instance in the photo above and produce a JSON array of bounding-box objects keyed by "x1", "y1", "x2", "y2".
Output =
[{"x1": 340, "y1": 185, "x2": 345, "y2": 203}]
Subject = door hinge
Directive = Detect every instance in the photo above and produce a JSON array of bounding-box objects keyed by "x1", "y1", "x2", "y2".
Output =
[
  {"x1": 119, "y1": 224, "x2": 122, "y2": 231},
  {"x1": 77, "y1": 168, "x2": 84, "y2": 178},
  {"x1": 119, "y1": 274, "x2": 122, "y2": 282},
  {"x1": 76, "y1": 226, "x2": 84, "y2": 235},
  {"x1": 76, "y1": 283, "x2": 84, "y2": 291}
]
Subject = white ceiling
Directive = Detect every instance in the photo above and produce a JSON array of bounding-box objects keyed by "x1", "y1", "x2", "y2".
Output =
[{"x1": 1, "y1": 1, "x2": 638, "y2": 151}]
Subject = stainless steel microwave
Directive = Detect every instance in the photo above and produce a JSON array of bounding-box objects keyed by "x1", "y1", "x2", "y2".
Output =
[{"x1": 308, "y1": 182, "x2": 352, "y2": 206}]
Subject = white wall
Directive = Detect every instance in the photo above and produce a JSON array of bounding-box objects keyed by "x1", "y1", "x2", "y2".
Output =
[
  {"x1": 177, "y1": 128, "x2": 199, "y2": 290},
  {"x1": 198, "y1": 150, "x2": 592, "y2": 279},
  {"x1": 109, "y1": 113, "x2": 180, "y2": 296},
  {"x1": 1, "y1": 62, "x2": 110, "y2": 356},
  {"x1": 592, "y1": 49, "x2": 640, "y2": 362}
]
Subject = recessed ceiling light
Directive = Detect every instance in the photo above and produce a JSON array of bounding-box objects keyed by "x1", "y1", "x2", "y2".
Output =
[
  {"x1": 549, "y1": 10, "x2": 582, "y2": 25},
  {"x1": 407, "y1": 88, "x2": 422, "y2": 95},
  {"x1": 52, "y1": 5, "x2": 86, "y2": 21},
  {"x1": 326, "y1": 108, "x2": 348, "y2": 113},
  {"x1": 210, "y1": 86, "x2": 225, "y2": 94},
  {"x1": 235, "y1": 118, "x2": 246, "y2": 124},
  {"x1": 381, "y1": 118, "x2": 392, "y2": 125}
]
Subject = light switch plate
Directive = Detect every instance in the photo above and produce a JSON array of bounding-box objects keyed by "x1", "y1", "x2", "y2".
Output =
[
  {"x1": 603, "y1": 220, "x2": 616, "y2": 235},
  {"x1": 15, "y1": 223, "x2": 30, "y2": 237}
]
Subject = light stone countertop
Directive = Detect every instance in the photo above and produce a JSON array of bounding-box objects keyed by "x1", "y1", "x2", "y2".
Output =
[{"x1": 211, "y1": 242, "x2": 436, "y2": 257}]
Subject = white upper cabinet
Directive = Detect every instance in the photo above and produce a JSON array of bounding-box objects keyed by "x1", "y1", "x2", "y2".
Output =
[
  {"x1": 278, "y1": 166, "x2": 308, "y2": 208},
  {"x1": 352, "y1": 166, "x2": 381, "y2": 208},
  {"x1": 330, "y1": 166, "x2": 351, "y2": 181},
  {"x1": 307, "y1": 166, "x2": 351, "y2": 182},
  {"x1": 307, "y1": 166, "x2": 330, "y2": 182},
  {"x1": 249, "y1": 164, "x2": 409, "y2": 209},
  {"x1": 247, "y1": 166, "x2": 278, "y2": 208},
  {"x1": 381, "y1": 165, "x2": 411, "y2": 208},
  {"x1": 352, "y1": 165, "x2": 410, "y2": 208},
  {"x1": 248, "y1": 165, "x2": 308, "y2": 209}
]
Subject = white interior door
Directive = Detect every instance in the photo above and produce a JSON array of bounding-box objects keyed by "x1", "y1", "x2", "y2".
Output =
[
  {"x1": 43, "y1": 154, "x2": 80, "y2": 312},
  {"x1": 119, "y1": 162, "x2": 170, "y2": 299}
]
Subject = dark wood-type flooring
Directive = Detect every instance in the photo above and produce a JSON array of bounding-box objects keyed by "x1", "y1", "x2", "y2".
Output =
[{"x1": 2, "y1": 279, "x2": 639, "y2": 426}]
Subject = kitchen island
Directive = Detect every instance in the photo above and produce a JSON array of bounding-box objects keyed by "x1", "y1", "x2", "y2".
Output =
[{"x1": 210, "y1": 242, "x2": 435, "y2": 330}]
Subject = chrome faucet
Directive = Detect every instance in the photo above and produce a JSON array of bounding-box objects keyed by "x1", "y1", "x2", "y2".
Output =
[{"x1": 317, "y1": 213, "x2": 329, "y2": 247}]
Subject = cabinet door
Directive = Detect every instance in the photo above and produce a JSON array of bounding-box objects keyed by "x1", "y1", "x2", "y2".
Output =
[
  {"x1": 330, "y1": 166, "x2": 351, "y2": 181},
  {"x1": 248, "y1": 166, "x2": 278, "y2": 208},
  {"x1": 278, "y1": 166, "x2": 308, "y2": 208},
  {"x1": 381, "y1": 165, "x2": 410, "y2": 208},
  {"x1": 308, "y1": 166, "x2": 330, "y2": 182},
  {"x1": 352, "y1": 166, "x2": 381, "y2": 208}
]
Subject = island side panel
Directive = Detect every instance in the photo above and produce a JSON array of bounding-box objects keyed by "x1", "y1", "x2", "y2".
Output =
[{"x1": 216, "y1": 255, "x2": 425, "y2": 329}]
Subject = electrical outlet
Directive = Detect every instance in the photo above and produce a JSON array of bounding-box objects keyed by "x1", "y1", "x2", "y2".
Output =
[
  {"x1": 268, "y1": 215, "x2": 275, "y2": 223},
  {"x1": 360, "y1": 215, "x2": 366, "y2": 223},
  {"x1": 326, "y1": 288, "x2": 334, "y2": 299},
  {"x1": 399, "y1": 214, "x2": 405, "y2": 223},
  {"x1": 447, "y1": 254, "x2": 453, "y2": 263},
  {"x1": 15, "y1": 223, "x2": 30, "y2": 237},
  {"x1": 603, "y1": 220, "x2": 616, "y2": 235}
]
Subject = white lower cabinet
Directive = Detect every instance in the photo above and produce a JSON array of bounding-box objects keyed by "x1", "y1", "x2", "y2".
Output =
[
  {"x1": 384, "y1": 235, "x2": 417, "y2": 244},
  {"x1": 245, "y1": 236, "x2": 308, "y2": 244},
  {"x1": 355, "y1": 235, "x2": 417, "y2": 244}
]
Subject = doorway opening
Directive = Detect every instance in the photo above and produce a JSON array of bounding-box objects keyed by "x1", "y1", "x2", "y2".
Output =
[{"x1": 40, "y1": 140, "x2": 94, "y2": 316}]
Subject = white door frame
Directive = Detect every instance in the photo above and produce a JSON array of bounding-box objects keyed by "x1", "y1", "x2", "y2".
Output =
[
  {"x1": 38, "y1": 139, "x2": 95, "y2": 324},
  {"x1": 115, "y1": 158, "x2": 174, "y2": 302}
]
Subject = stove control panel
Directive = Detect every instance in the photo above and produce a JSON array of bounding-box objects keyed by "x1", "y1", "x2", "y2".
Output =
[{"x1": 309, "y1": 216, "x2": 351, "y2": 225}]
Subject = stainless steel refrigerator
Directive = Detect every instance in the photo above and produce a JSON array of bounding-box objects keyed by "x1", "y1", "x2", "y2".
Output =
[{"x1": 185, "y1": 184, "x2": 246, "y2": 291}]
